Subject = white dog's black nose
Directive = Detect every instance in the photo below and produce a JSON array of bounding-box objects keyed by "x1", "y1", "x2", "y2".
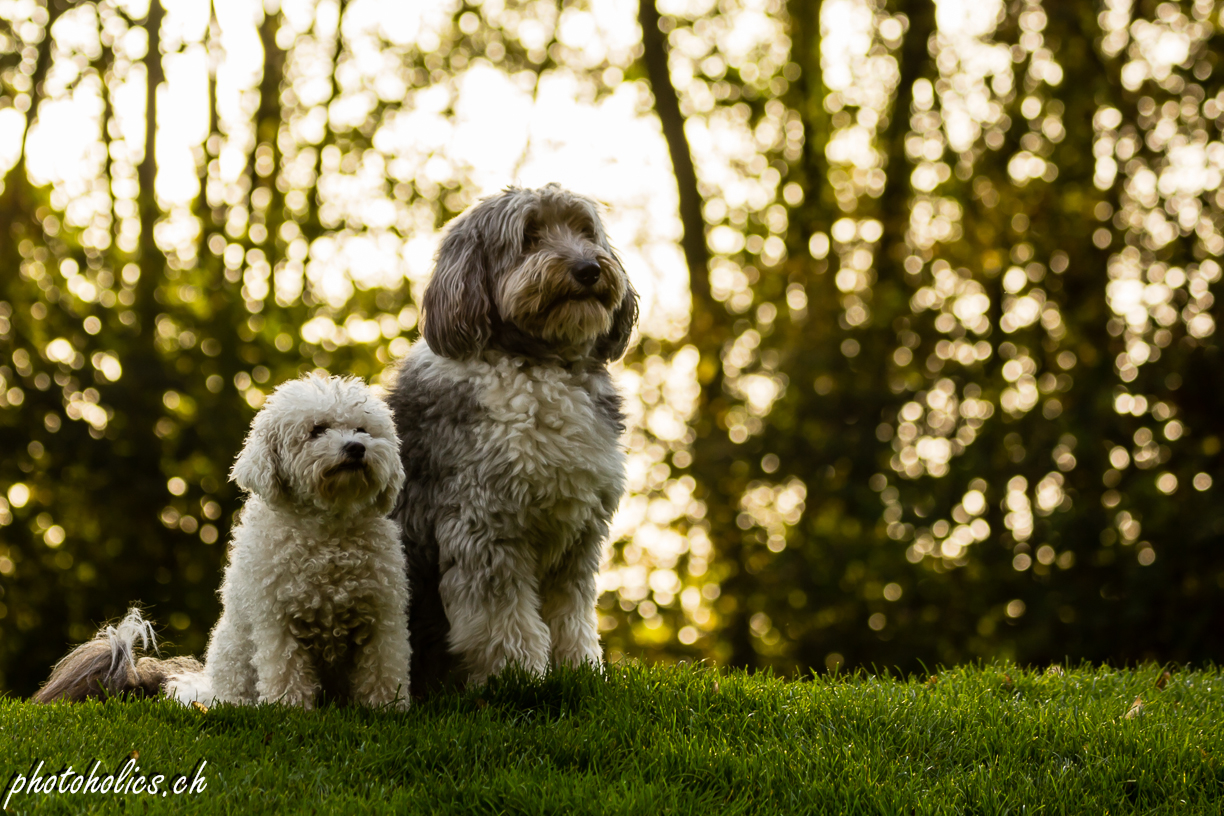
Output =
[
  {"x1": 343, "y1": 441, "x2": 366, "y2": 460},
  {"x1": 572, "y1": 260, "x2": 601, "y2": 287}
]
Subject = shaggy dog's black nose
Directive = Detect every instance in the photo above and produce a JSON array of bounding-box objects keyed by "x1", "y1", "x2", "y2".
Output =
[
  {"x1": 343, "y1": 442, "x2": 366, "y2": 460},
  {"x1": 572, "y1": 260, "x2": 601, "y2": 287}
]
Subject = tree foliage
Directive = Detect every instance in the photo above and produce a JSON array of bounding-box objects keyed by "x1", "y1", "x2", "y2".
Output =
[
  {"x1": 1, "y1": 0, "x2": 1221, "y2": 696},
  {"x1": 631, "y1": 0, "x2": 1224, "y2": 674}
]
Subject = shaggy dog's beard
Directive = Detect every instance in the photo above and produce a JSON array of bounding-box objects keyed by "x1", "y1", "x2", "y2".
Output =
[
  {"x1": 500, "y1": 251, "x2": 625, "y2": 347},
  {"x1": 538, "y1": 298, "x2": 614, "y2": 344}
]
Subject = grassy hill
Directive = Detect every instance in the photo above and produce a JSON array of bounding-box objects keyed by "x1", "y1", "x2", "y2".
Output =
[{"x1": 1, "y1": 662, "x2": 1221, "y2": 814}]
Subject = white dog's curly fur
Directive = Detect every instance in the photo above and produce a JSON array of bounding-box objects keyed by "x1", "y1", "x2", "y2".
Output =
[{"x1": 35, "y1": 374, "x2": 411, "y2": 709}]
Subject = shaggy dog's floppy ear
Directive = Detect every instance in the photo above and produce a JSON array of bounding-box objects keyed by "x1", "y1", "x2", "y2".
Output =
[
  {"x1": 593, "y1": 275, "x2": 639, "y2": 363},
  {"x1": 422, "y1": 214, "x2": 493, "y2": 359},
  {"x1": 230, "y1": 419, "x2": 285, "y2": 502}
]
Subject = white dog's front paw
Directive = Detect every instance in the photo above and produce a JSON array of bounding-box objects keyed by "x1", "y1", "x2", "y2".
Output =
[
  {"x1": 363, "y1": 693, "x2": 410, "y2": 710},
  {"x1": 356, "y1": 680, "x2": 411, "y2": 710},
  {"x1": 259, "y1": 686, "x2": 315, "y2": 709}
]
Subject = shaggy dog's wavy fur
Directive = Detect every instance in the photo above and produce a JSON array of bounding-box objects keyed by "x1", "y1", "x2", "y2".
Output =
[
  {"x1": 35, "y1": 375, "x2": 411, "y2": 709},
  {"x1": 389, "y1": 183, "x2": 638, "y2": 691}
]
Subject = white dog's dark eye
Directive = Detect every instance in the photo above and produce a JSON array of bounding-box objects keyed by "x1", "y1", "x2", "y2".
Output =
[
  {"x1": 355, "y1": 427, "x2": 367, "y2": 435},
  {"x1": 309, "y1": 423, "x2": 328, "y2": 438}
]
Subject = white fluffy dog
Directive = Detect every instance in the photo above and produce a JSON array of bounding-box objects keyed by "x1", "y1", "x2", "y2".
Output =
[{"x1": 35, "y1": 374, "x2": 411, "y2": 709}]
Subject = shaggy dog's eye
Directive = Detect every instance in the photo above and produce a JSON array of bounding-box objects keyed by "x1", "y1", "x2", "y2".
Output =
[
  {"x1": 523, "y1": 222, "x2": 540, "y2": 252},
  {"x1": 355, "y1": 427, "x2": 367, "y2": 435},
  {"x1": 309, "y1": 423, "x2": 328, "y2": 438}
]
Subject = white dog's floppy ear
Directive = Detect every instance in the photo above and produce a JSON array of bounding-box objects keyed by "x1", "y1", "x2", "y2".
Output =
[
  {"x1": 422, "y1": 214, "x2": 493, "y2": 359},
  {"x1": 373, "y1": 483, "x2": 399, "y2": 517},
  {"x1": 373, "y1": 450, "x2": 404, "y2": 516},
  {"x1": 230, "y1": 417, "x2": 285, "y2": 502},
  {"x1": 594, "y1": 275, "x2": 639, "y2": 362}
]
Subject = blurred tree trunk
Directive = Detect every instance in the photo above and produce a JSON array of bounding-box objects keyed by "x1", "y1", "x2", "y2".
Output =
[
  {"x1": 638, "y1": 0, "x2": 757, "y2": 666},
  {"x1": 768, "y1": 0, "x2": 938, "y2": 672},
  {"x1": 128, "y1": 0, "x2": 168, "y2": 552},
  {"x1": 637, "y1": 0, "x2": 709, "y2": 308}
]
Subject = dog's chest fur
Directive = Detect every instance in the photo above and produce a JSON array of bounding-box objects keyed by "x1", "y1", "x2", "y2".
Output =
[
  {"x1": 434, "y1": 349, "x2": 625, "y2": 567},
  {"x1": 265, "y1": 527, "x2": 383, "y2": 668}
]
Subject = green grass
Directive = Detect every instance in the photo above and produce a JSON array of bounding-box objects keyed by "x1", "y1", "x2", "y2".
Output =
[{"x1": 1, "y1": 662, "x2": 1222, "y2": 814}]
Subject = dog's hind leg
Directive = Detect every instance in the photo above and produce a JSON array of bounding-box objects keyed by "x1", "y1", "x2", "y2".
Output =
[
  {"x1": 440, "y1": 541, "x2": 551, "y2": 686},
  {"x1": 201, "y1": 611, "x2": 258, "y2": 704}
]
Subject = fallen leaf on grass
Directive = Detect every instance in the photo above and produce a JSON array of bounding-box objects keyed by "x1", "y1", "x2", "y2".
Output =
[
  {"x1": 1124, "y1": 697, "x2": 1144, "y2": 719},
  {"x1": 1001, "y1": 674, "x2": 1014, "y2": 691},
  {"x1": 191, "y1": 701, "x2": 209, "y2": 713},
  {"x1": 926, "y1": 676, "x2": 938, "y2": 687},
  {"x1": 1156, "y1": 671, "x2": 1171, "y2": 690},
  {"x1": 1046, "y1": 665, "x2": 1064, "y2": 677},
  {"x1": 127, "y1": 750, "x2": 139, "y2": 760}
]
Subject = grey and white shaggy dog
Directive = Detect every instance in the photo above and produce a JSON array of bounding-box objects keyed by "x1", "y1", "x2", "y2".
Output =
[
  {"x1": 35, "y1": 374, "x2": 412, "y2": 709},
  {"x1": 389, "y1": 183, "x2": 638, "y2": 692}
]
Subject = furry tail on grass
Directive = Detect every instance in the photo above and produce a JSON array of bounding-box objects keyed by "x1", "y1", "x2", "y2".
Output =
[{"x1": 33, "y1": 608, "x2": 205, "y2": 703}]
